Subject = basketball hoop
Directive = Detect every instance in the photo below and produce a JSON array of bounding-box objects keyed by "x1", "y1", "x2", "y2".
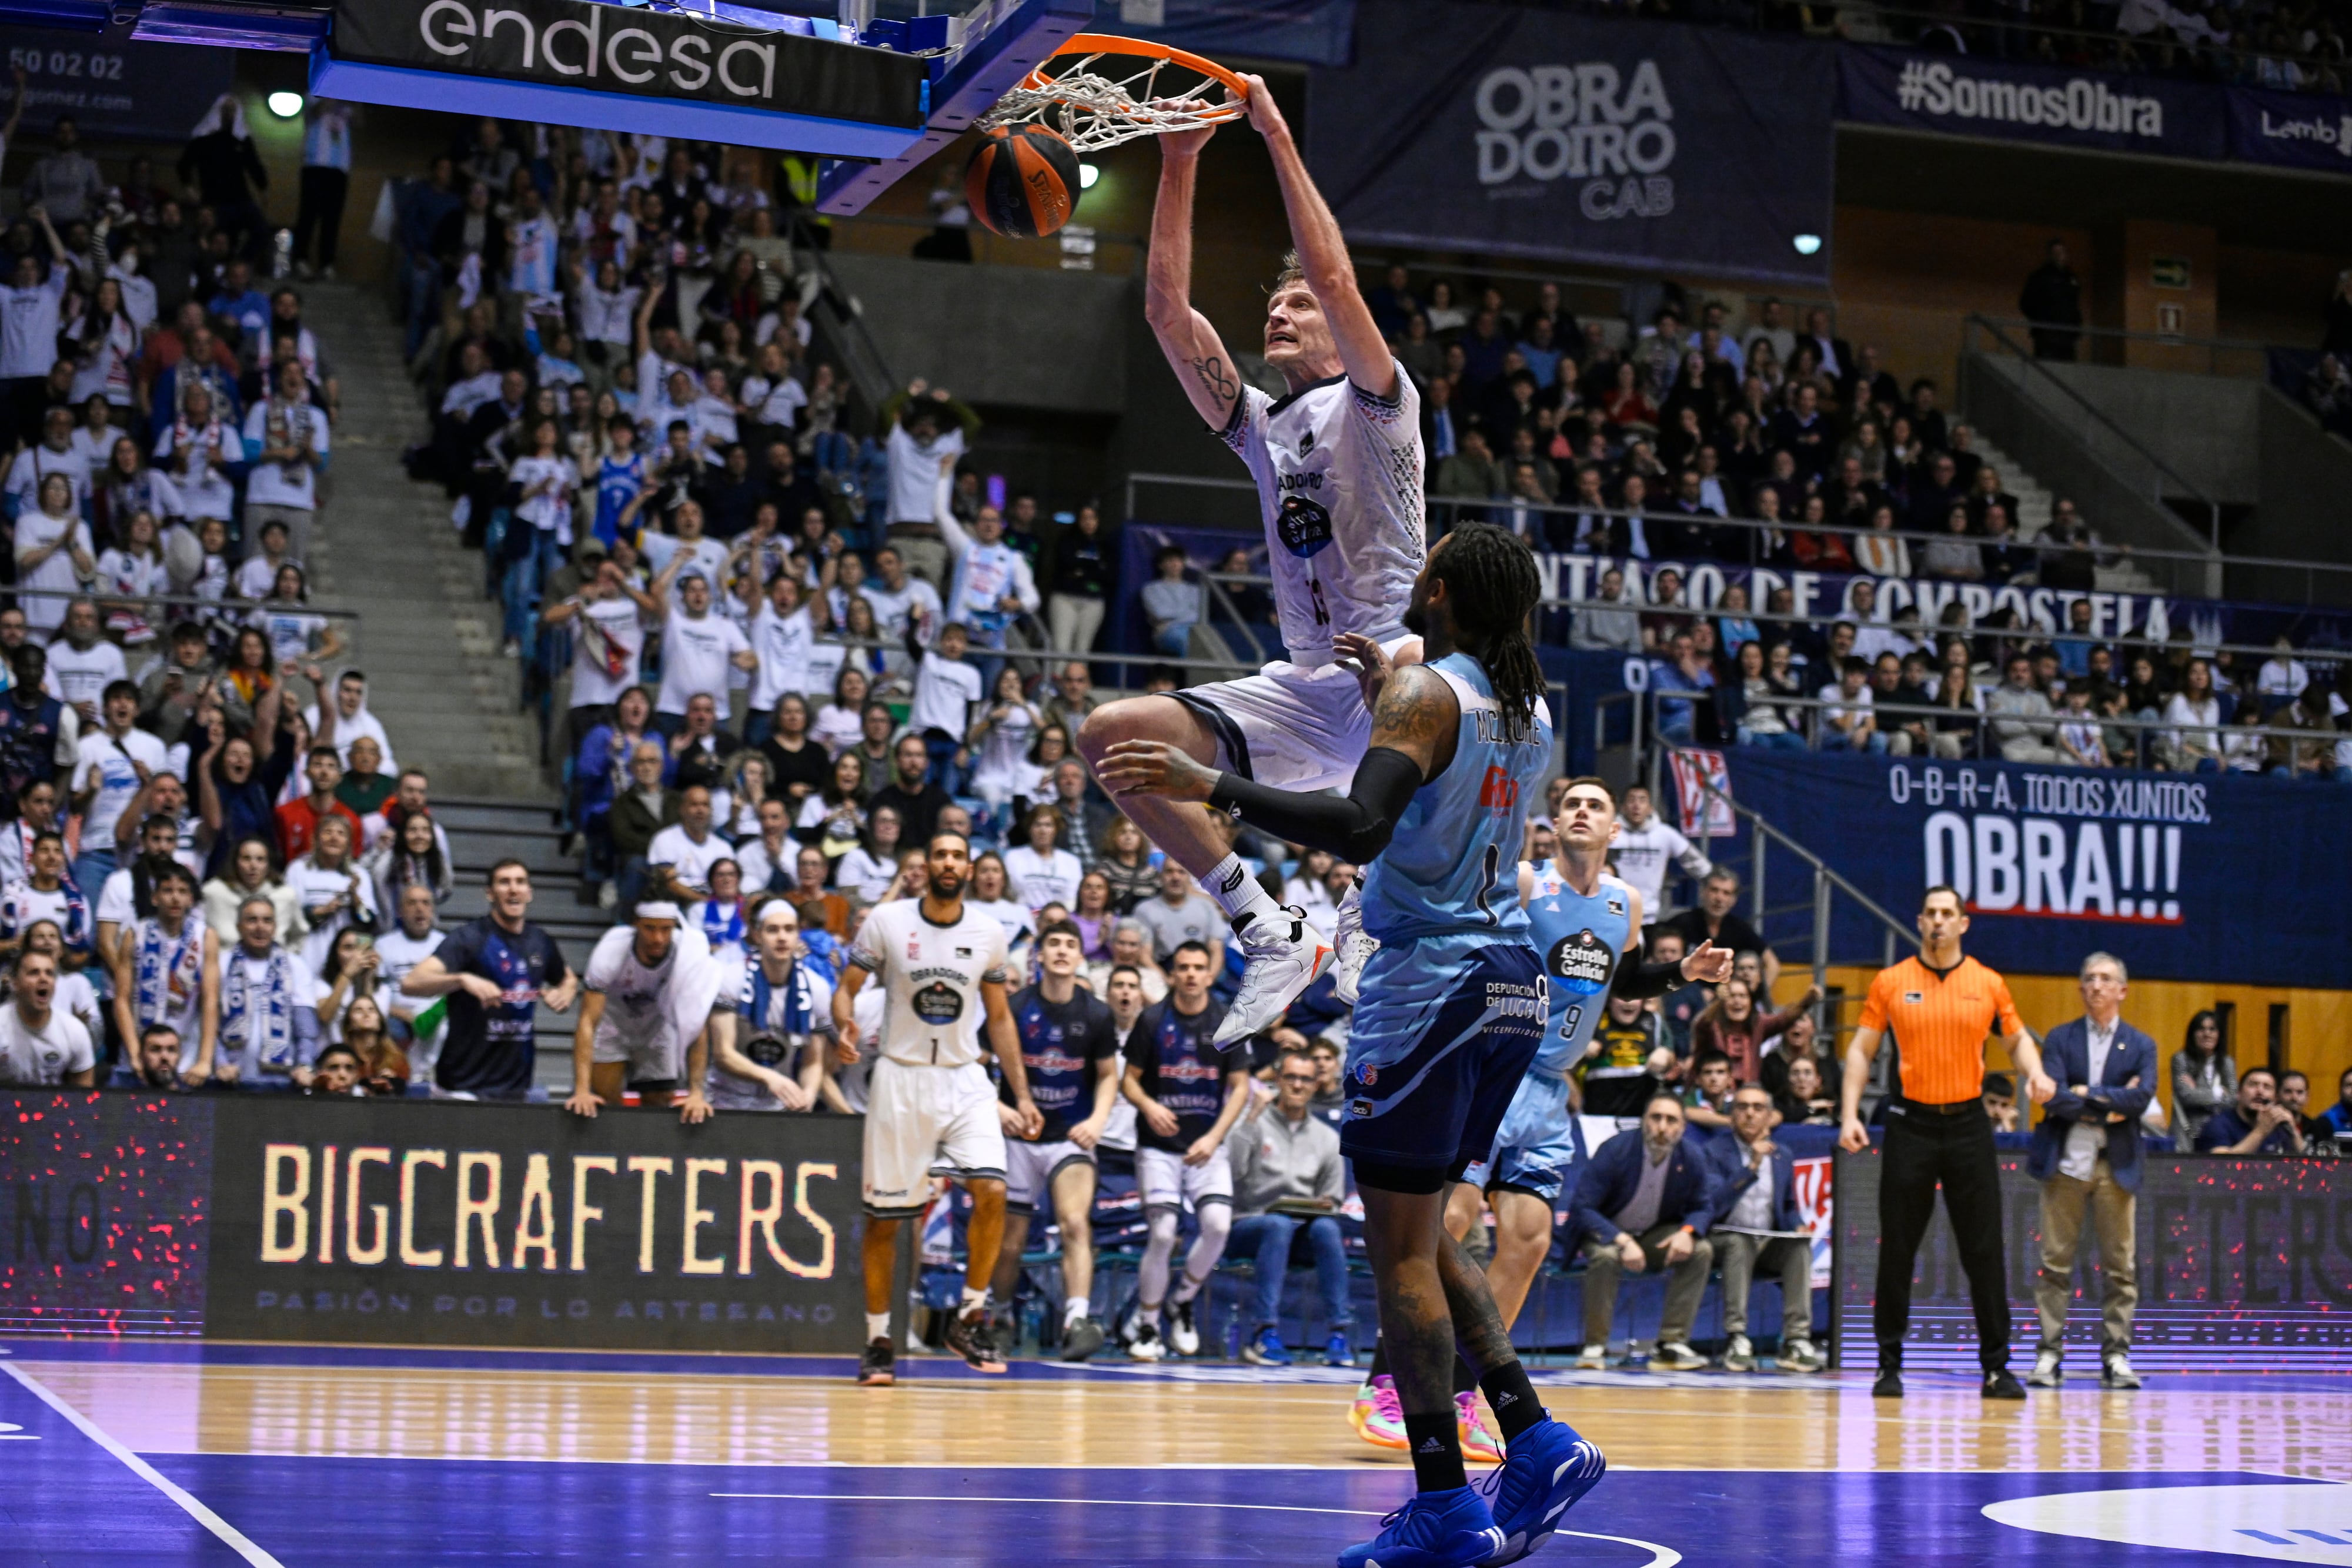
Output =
[{"x1": 974, "y1": 33, "x2": 1250, "y2": 153}]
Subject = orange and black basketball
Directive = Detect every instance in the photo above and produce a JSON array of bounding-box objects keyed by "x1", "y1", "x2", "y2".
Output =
[{"x1": 965, "y1": 124, "x2": 1081, "y2": 239}]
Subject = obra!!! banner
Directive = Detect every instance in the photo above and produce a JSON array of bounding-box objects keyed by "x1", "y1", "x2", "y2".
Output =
[
  {"x1": 1720, "y1": 750, "x2": 2352, "y2": 988},
  {"x1": 0, "y1": 1092, "x2": 865, "y2": 1349},
  {"x1": 1308, "y1": 1, "x2": 1836, "y2": 282}
]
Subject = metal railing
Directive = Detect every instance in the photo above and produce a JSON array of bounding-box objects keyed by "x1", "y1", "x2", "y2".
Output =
[
  {"x1": 789, "y1": 216, "x2": 900, "y2": 419},
  {"x1": 1964, "y1": 315, "x2": 2277, "y2": 382},
  {"x1": 1127, "y1": 469, "x2": 2352, "y2": 604},
  {"x1": 1960, "y1": 314, "x2": 2226, "y2": 567}
]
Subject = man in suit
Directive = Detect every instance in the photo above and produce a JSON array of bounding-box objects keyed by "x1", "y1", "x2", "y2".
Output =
[
  {"x1": 1705, "y1": 1082, "x2": 1823, "y2": 1372},
  {"x1": 1798, "y1": 307, "x2": 1852, "y2": 385},
  {"x1": 2025, "y1": 951, "x2": 2156, "y2": 1390},
  {"x1": 1570, "y1": 1094, "x2": 1718, "y2": 1371}
]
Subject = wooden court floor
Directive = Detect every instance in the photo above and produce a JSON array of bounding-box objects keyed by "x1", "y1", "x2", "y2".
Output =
[{"x1": 3, "y1": 1340, "x2": 2347, "y2": 1566}]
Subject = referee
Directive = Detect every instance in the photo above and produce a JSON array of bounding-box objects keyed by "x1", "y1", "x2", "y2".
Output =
[{"x1": 1839, "y1": 885, "x2": 2053, "y2": 1400}]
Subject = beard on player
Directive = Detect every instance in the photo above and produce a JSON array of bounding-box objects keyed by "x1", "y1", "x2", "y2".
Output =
[{"x1": 926, "y1": 863, "x2": 967, "y2": 902}]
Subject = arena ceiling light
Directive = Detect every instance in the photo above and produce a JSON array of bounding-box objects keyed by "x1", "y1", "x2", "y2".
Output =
[
  {"x1": 1078, "y1": 162, "x2": 1101, "y2": 189},
  {"x1": 1792, "y1": 232, "x2": 1823, "y2": 256},
  {"x1": 266, "y1": 90, "x2": 304, "y2": 118}
]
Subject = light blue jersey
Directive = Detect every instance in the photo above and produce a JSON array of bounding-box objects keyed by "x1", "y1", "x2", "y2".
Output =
[
  {"x1": 1523, "y1": 862, "x2": 1635, "y2": 1076},
  {"x1": 1359, "y1": 651, "x2": 1556, "y2": 944}
]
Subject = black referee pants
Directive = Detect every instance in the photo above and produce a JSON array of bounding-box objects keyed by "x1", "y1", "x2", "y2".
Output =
[{"x1": 1875, "y1": 1099, "x2": 2011, "y2": 1372}]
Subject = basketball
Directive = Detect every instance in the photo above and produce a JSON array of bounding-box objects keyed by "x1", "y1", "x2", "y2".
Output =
[{"x1": 965, "y1": 123, "x2": 1082, "y2": 239}]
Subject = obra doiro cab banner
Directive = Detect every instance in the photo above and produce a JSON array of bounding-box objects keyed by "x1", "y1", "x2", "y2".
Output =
[
  {"x1": 207, "y1": 1095, "x2": 863, "y2": 1350},
  {"x1": 1308, "y1": 1, "x2": 1836, "y2": 283},
  {"x1": 1720, "y1": 750, "x2": 2352, "y2": 988}
]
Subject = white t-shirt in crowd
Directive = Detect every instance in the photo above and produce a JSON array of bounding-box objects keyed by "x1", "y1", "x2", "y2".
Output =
[
  {"x1": 646, "y1": 823, "x2": 733, "y2": 897},
  {"x1": 240, "y1": 401, "x2": 330, "y2": 511},
  {"x1": 0, "y1": 999, "x2": 92, "y2": 1084},
  {"x1": 640, "y1": 533, "x2": 730, "y2": 609},
  {"x1": 1003, "y1": 844, "x2": 1083, "y2": 912},
  {"x1": 741, "y1": 373, "x2": 807, "y2": 429},
  {"x1": 285, "y1": 855, "x2": 377, "y2": 974},
  {"x1": 45, "y1": 638, "x2": 127, "y2": 711},
  {"x1": 73, "y1": 726, "x2": 170, "y2": 851},
  {"x1": 15, "y1": 511, "x2": 91, "y2": 634},
  {"x1": 569, "y1": 593, "x2": 647, "y2": 711},
  {"x1": 884, "y1": 421, "x2": 963, "y2": 524},
  {"x1": 835, "y1": 844, "x2": 900, "y2": 904},
  {"x1": 749, "y1": 601, "x2": 814, "y2": 711},
  {"x1": 908, "y1": 650, "x2": 981, "y2": 739},
  {"x1": 860, "y1": 576, "x2": 943, "y2": 646},
  {"x1": 654, "y1": 610, "x2": 750, "y2": 717},
  {"x1": 0, "y1": 266, "x2": 69, "y2": 379}
]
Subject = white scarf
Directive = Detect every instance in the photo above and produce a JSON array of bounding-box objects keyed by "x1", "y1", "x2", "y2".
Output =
[{"x1": 222, "y1": 947, "x2": 296, "y2": 1071}]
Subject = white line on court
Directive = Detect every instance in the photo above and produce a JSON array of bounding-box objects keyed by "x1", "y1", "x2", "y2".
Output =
[
  {"x1": 1, "y1": 1360, "x2": 287, "y2": 1567},
  {"x1": 708, "y1": 1492, "x2": 1683, "y2": 1562}
]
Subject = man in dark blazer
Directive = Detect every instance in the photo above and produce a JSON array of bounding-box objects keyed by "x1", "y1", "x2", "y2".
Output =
[
  {"x1": 1571, "y1": 1094, "x2": 1719, "y2": 1371},
  {"x1": 2024, "y1": 951, "x2": 2156, "y2": 1390},
  {"x1": 1704, "y1": 1084, "x2": 1822, "y2": 1372}
]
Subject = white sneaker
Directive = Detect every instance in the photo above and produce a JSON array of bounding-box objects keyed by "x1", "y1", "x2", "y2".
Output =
[
  {"x1": 1778, "y1": 1338, "x2": 1825, "y2": 1373},
  {"x1": 1214, "y1": 906, "x2": 1332, "y2": 1047},
  {"x1": 1573, "y1": 1344, "x2": 1608, "y2": 1370},
  {"x1": 1722, "y1": 1333, "x2": 1755, "y2": 1372},
  {"x1": 1168, "y1": 1299, "x2": 1200, "y2": 1357},
  {"x1": 1653, "y1": 1341, "x2": 1708, "y2": 1371},
  {"x1": 2026, "y1": 1348, "x2": 2063, "y2": 1388},
  {"x1": 1331, "y1": 879, "x2": 1378, "y2": 1007},
  {"x1": 2101, "y1": 1350, "x2": 2140, "y2": 1390},
  {"x1": 1126, "y1": 1322, "x2": 1165, "y2": 1362}
]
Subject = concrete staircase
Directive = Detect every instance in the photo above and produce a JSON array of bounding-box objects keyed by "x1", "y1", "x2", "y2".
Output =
[
  {"x1": 1969, "y1": 432, "x2": 2162, "y2": 596},
  {"x1": 298, "y1": 281, "x2": 551, "y2": 801}
]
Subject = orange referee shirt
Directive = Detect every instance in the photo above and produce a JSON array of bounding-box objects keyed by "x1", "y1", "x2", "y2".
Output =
[{"x1": 1857, "y1": 955, "x2": 2024, "y2": 1106}]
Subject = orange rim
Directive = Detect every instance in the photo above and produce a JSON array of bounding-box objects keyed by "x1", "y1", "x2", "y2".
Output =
[{"x1": 1023, "y1": 32, "x2": 1250, "y2": 102}]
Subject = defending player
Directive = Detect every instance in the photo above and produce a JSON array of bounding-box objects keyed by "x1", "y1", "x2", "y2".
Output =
[
  {"x1": 834, "y1": 833, "x2": 1043, "y2": 1384},
  {"x1": 1078, "y1": 73, "x2": 1424, "y2": 1046},
  {"x1": 1103, "y1": 524, "x2": 1605, "y2": 1568},
  {"x1": 564, "y1": 902, "x2": 721, "y2": 1124},
  {"x1": 988, "y1": 919, "x2": 1120, "y2": 1362}
]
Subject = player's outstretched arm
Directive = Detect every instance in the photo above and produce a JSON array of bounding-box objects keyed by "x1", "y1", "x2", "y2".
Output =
[
  {"x1": 564, "y1": 991, "x2": 607, "y2": 1118},
  {"x1": 1144, "y1": 125, "x2": 1244, "y2": 430},
  {"x1": 1098, "y1": 664, "x2": 1457, "y2": 863},
  {"x1": 1242, "y1": 73, "x2": 1394, "y2": 400}
]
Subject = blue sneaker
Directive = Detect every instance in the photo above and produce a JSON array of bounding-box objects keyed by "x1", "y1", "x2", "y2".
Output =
[
  {"x1": 1476, "y1": 1416, "x2": 1607, "y2": 1565},
  {"x1": 1325, "y1": 1331, "x2": 1355, "y2": 1368},
  {"x1": 1242, "y1": 1326, "x2": 1294, "y2": 1366},
  {"x1": 1338, "y1": 1486, "x2": 1502, "y2": 1568}
]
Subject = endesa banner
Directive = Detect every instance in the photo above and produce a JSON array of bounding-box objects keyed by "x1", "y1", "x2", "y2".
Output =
[
  {"x1": 1723, "y1": 749, "x2": 2352, "y2": 988},
  {"x1": 1840, "y1": 43, "x2": 2352, "y2": 176},
  {"x1": 0, "y1": 1092, "x2": 863, "y2": 1351},
  {"x1": 1308, "y1": 2, "x2": 1836, "y2": 282}
]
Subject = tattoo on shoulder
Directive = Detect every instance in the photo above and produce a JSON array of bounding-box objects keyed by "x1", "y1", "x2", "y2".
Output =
[
  {"x1": 1371, "y1": 665, "x2": 1454, "y2": 747},
  {"x1": 1190, "y1": 355, "x2": 1238, "y2": 404}
]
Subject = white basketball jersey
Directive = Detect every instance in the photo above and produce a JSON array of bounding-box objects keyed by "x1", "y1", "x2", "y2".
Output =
[
  {"x1": 584, "y1": 925, "x2": 681, "y2": 1052},
  {"x1": 1218, "y1": 359, "x2": 1426, "y2": 667},
  {"x1": 849, "y1": 898, "x2": 1010, "y2": 1069}
]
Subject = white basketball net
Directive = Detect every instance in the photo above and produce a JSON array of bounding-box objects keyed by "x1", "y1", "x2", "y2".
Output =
[{"x1": 975, "y1": 49, "x2": 1245, "y2": 152}]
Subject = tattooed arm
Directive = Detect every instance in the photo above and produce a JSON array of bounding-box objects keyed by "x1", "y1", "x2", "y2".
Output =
[
  {"x1": 1098, "y1": 665, "x2": 1460, "y2": 863},
  {"x1": 1143, "y1": 122, "x2": 1244, "y2": 430}
]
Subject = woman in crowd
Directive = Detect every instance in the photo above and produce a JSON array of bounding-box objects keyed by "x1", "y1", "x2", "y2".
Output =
[
  {"x1": 966, "y1": 664, "x2": 1041, "y2": 812},
  {"x1": 95, "y1": 507, "x2": 167, "y2": 648},
  {"x1": 810, "y1": 664, "x2": 869, "y2": 757},
  {"x1": 1927, "y1": 662, "x2": 1982, "y2": 760},
  {"x1": 694, "y1": 857, "x2": 750, "y2": 969},
  {"x1": 1071, "y1": 870, "x2": 1117, "y2": 963},
  {"x1": 758, "y1": 692, "x2": 830, "y2": 807},
  {"x1": 1043, "y1": 502, "x2": 1113, "y2": 654},
  {"x1": 250, "y1": 563, "x2": 345, "y2": 671},
  {"x1": 313, "y1": 925, "x2": 386, "y2": 1044},
  {"x1": 201, "y1": 835, "x2": 306, "y2": 947},
  {"x1": 337, "y1": 992, "x2": 410, "y2": 1096},
  {"x1": 717, "y1": 751, "x2": 771, "y2": 840},
  {"x1": 1691, "y1": 977, "x2": 1822, "y2": 1087},
  {"x1": 1004, "y1": 805, "x2": 1083, "y2": 914},
  {"x1": 1097, "y1": 815, "x2": 1158, "y2": 915},
  {"x1": 1014, "y1": 722, "x2": 1073, "y2": 825},
  {"x1": 2170, "y1": 1009, "x2": 2237, "y2": 1151},
  {"x1": 965, "y1": 852, "x2": 1034, "y2": 955},
  {"x1": 839, "y1": 593, "x2": 903, "y2": 691},
  {"x1": 18, "y1": 921, "x2": 103, "y2": 1045},
  {"x1": 835, "y1": 802, "x2": 901, "y2": 905},
  {"x1": 16, "y1": 472, "x2": 96, "y2": 643},
  {"x1": 95, "y1": 434, "x2": 165, "y2": 544},
  {"x1": 66, "y1": 277, "x2": 139, "y2": 413},
  {"x1": 1726, "y1": 638, "x2": 1805, "y2": 751},
  {"x1": 197, "y1": 700, "x2": 295, "y2": 877},
  {"x1": 2163, "y1": 657, "x2": 2225, "y2": 772},
  {"x1": 572, "y1": 686, "x2": 657, "y2": 901},
  {"x1": 795, "y1": 750, "x2": 867, "y2": 870},
  {"x1": 368, "y1": 808, "x2": 452, "y2": 913}
]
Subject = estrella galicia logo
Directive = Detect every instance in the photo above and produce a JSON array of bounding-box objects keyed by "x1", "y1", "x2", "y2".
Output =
[
  {"x1": 1547, "y1": 930, "x2": 1613, "y2": 995},
  {"x1": 913, "y1": 982, "x2": 964, "y2": 1024},
  {"x1": 1277, "y1": 494, "x2": 1334, "y2": 558}
]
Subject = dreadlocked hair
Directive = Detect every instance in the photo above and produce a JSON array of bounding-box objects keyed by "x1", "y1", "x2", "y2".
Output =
[{"x1": 1434, "y1": 521, "x2": 1546, "y2": 745}]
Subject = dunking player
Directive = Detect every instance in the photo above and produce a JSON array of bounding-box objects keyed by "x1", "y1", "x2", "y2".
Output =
[
  {"x1": 988, "y1": 919, "x2": 1120, "y2": 1362},
  {"x1": 1350, "y1": 778, "x2": 1724, "y2": 1459},
  {"x1": 833, "y1": 833, "x2": 1043, "y2": 1385},
  {"x1": 564, "y1": 902, "x2": 721, "y2": 1124},
  {"x1": 1077, "y1": 73, "x2": 1424, "y2": 1045},
  {"x1": 1105, "y1": 524, "x2": 1605, "y2": 1568}
]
